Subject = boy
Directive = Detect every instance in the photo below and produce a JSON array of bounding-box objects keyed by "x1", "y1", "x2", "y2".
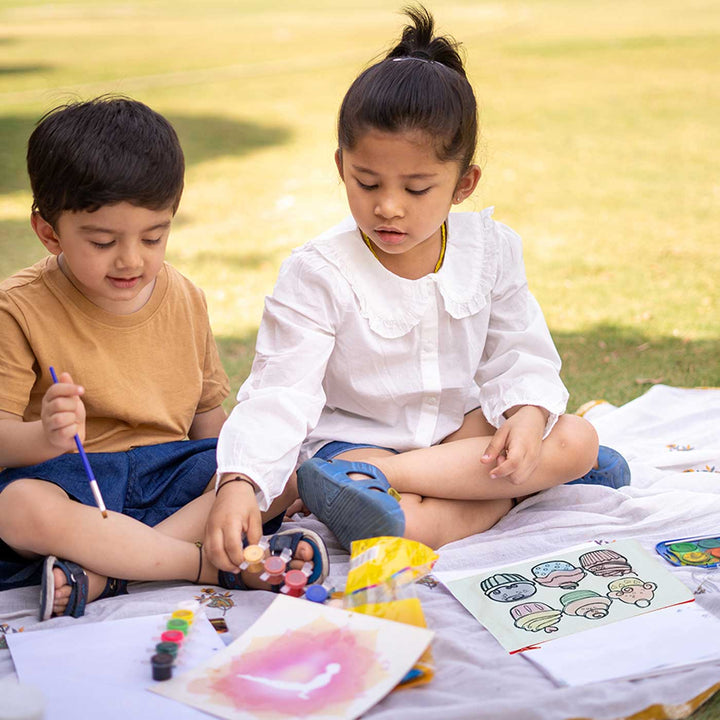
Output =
[{"x1": 0, "y1": 97, "x2": 326, "y2": 619}]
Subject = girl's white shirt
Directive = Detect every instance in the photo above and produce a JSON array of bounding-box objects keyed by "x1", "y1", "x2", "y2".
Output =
[{"x1": 217, "y1": 209, "x2": 569, "y2": 510}]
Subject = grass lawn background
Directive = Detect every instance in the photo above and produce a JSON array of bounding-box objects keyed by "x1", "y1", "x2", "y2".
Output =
[
  {"x1": 1, "y1": 0, "x2": 718, "y2": 413},
  {"x1": 1, "y1": 3, "x2": 720, "y2": 716}
]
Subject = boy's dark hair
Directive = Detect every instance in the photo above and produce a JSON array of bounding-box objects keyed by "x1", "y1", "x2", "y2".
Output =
[
  {"x1": 27, "y1": 95, "x2": 185, "y2": 227},
  {"x1": 337, "y1": 5, "x2": 477, "y2": 172}
]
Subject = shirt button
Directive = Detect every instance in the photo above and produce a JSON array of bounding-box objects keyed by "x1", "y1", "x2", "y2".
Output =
[{"x1": 427, "y1": 397, "x2": 438, "y2": 406}]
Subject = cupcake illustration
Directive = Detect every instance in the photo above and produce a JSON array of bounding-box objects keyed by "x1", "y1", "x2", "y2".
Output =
[
  {"x1": 560, "y1": 590, "x2": 613, "y2": 619},
  {"x1": 578, "y1": 549, "x2": 633, "y2": 577},
  {"x1": 531, "y1": 560, "x2": 586, "y2": 589},
  {"x1": 510, "y1": 602, "x2": 562, "y2": 633},
  {"x1": 607, "y1": 577, "x2": 657, "y2": 607},
  {"x1": 479, "y1": 573, "x2": 536, "y2": 602}
]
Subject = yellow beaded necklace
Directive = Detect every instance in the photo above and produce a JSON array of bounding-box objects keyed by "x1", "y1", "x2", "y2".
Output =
[{"x1": 361, "y1": 221, "x2": 447, "y2": 274}]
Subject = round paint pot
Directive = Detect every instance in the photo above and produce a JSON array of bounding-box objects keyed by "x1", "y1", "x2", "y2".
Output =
[
  {"x1": 697, "y1": 538, "x2": 720, "y2": 549},
  {"x1": 171, "y1": 609, "x2": 195, "y2": 625},
  {"x1": 282, "y1": 569, "x2": 308, "y2": 597},
  {"x1": 166, "y1": 617, "x2": 189, "y2": 635},
  {"x1": 243, "y1": 544, "x2": 267, "y2": 573},
  {"x1": 160, "y1": 629, "x2": 185, "y2": 645},
  {"x1": 155, "y1": 641, "x2": 179, "y2": 658},
  {"x1": 262, "y1": 555, "x2": 287, "y2": 585},
  {"x1": 305, "y1": 584, "x2": 329, "y2": 604},
  {"x1": 680, "y1": 551, "x2": 713, "y2": 565},
  {"x1": 668, "y1": 542, "x2": 697, "y2": 553},
  {"x1": 151, "y1": 653, "x2": 174, "y2": 681}
]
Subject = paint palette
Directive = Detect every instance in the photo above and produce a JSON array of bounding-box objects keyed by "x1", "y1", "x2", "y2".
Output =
[{"x1": 655, "y1": 534, "x2": 720, "y2": 567}]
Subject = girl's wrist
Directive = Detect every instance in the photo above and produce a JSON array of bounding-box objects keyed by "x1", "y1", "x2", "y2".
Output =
[{"x1": 216, "y1": 475, "x2": 257, "y2": 495}]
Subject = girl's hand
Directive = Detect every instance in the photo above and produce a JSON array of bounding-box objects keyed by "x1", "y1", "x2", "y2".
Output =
[
  {"x1": 41, "y1": 371, "x2": 86, "y2": 451},
  {"x1": 480, "y1": 405, "x2": 548, "y2": 485},
  {"x1": 204, "y1": 477, "x2": 263, "y2": 572}
]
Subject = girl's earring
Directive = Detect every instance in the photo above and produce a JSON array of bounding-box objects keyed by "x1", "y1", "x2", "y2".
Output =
[{"x1": 455, "y1": 195, "x2": 462, "y2": 203}]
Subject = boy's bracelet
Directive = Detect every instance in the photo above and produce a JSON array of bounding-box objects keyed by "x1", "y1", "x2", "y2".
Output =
[{"x1": 216, "y1": 477, "x2": 256, "y2": 495}]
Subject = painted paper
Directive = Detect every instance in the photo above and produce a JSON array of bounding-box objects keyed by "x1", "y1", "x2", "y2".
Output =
[
  {"x1": 442, "y1": 539, "x2": 694, "y2": 653},
  {"x1": 150, "y1": 594, "x2": 434, "y2": 720}
]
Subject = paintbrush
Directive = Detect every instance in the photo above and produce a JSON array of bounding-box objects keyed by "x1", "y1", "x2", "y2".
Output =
[{"x1": 49, "y1": 367, "x2": 108, "y2": 519}]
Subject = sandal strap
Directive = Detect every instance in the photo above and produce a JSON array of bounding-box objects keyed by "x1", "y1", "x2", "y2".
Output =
[
  {"x1": 217, "y1": 570, "x2": 247, "y2": 590},
  {"x1": 97, "y1": 576, "x2": 128, "y2": 600},
  {"x1": 57, "y1": 559, "x2": 89, "y2": 618},
  {"x1": 268, "y1": 532, "x2": 301, "y2": 557}
]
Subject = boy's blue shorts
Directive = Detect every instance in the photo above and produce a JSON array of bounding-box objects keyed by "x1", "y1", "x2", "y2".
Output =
[{"x1": 0, "y1": 438, "x2": 281, "y2": 590}]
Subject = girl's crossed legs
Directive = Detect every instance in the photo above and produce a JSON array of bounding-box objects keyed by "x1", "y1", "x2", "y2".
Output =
[{"x1": 301, "y1": 409, "x2": 598, "y2": 549}]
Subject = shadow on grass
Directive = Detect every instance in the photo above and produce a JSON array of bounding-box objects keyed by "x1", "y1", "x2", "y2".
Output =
[
  {"x1": 0, "y1": 64, "x2": 52, "y2": 76},
  {"x1": 0, "y1": 112, "x2": 291, "y2": 195},
  {"x1": 216, "y1": 323, "x2": 720, "y2": 412},
  {"x1": 554, "y1": 323, "x2": 720, "y2": 409}
]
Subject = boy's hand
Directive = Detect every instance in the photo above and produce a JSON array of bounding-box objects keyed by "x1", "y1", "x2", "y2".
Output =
[
  {"x1": 204, "y1": 476, "x2": 262, "y2": 572},
  {"x1": 41, "y1": 371, "x2": 86, "y2": 451},
  {"x1": 480, "y1": 405, "x2": 547, "y2": 485}
]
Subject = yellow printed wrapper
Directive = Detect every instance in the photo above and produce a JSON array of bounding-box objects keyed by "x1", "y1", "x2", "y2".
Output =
[
  {"x1": 345, "y1": 537, "x2": 438, "y2": 688},
  {"x1": 345, "y1": 536, "x2": 438, "y2": 594}
]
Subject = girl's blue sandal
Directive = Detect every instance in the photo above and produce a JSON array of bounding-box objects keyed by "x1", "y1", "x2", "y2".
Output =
[
  {"x1": 40, "y1": 556, "x2": 128, "y2": 620},
  {"x1": 297, "y1": 458, "x2": 405, "y2": 551},
  {"x1": 217, "y1": 528, "x2": 330, "y2": 590},
  {"x1": 567, "y1": 446, "x2": 631, "y2": 489}
]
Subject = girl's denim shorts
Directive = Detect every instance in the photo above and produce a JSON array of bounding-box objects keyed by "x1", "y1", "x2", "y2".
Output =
[{"x1": 313, "y1": 440, "x2": 398, "y2": 461}]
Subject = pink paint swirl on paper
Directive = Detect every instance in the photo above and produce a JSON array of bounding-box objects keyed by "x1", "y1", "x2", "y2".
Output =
[{"x1": 192, "y1": 618, "x2": 385, "y2": 717}]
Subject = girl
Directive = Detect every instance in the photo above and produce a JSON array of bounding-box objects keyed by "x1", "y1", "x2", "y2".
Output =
[{"x1": 206, "y1": 6, "x2": 629, "y2": 564}]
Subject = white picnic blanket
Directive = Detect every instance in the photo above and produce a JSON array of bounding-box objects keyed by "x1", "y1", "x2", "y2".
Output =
[{"x1": 1, "y1": 384, "x2": 719, "y2": 719}]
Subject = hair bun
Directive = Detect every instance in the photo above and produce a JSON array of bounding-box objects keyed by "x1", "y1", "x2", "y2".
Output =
[{"x1": 386, "y1": 4, "x2": 466, "y2": 77}]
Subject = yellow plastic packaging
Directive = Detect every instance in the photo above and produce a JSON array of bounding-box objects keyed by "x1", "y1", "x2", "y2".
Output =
[{"x1": 344, "y1": 536, "x2": 438, "y2": 688}]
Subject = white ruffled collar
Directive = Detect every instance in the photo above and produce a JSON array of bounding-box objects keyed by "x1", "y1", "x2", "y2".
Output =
[{"x1": 311, "y1": 209, "x2": 500, "y2": 338}]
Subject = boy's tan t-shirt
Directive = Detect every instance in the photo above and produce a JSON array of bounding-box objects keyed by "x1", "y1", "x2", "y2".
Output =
[{"x1": 0, "y1": 256, "x2": 230, "y2": 453}]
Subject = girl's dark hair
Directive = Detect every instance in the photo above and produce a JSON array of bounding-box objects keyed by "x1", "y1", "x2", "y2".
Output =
[
  {"x1": 27, "y1": 95, "x2": 185, "y2": 227},
  {"x1": 337, "y1": 5, "x2": 477, "y2": 172}
]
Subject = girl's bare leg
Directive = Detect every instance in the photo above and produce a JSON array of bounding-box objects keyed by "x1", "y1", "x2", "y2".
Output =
[
  {"x1": 370, "y1": 413, "x2": 597, "y2": 500},
  {"x1": 401, "y1": 493, "x2": 513, "y2": 549},
  {"x1": 334, "y1": 446, "x2": 512, "y2": 549},
  {"x1": 330, "y1": 409, "x2": 597, "y2": 548}
]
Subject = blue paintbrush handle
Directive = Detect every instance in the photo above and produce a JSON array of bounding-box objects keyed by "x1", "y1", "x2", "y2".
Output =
[{"x1": 49, "y1": 367, "x2": 108, "y2": 517}]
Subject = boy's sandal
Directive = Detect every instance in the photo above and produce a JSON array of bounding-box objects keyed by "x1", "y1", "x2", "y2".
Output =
[
  {"x1": 217, "y1": 527, "x2": 330, "y2": 590},
  {"x1": 40, "y1": 556, "x2": 128, "y2": 621},
  {"x1": 297, "y1": 457, "x2": 406, "y2": 551},
  {"x1": 567, "y1": 445, "x2": 631, "y2": 490}
]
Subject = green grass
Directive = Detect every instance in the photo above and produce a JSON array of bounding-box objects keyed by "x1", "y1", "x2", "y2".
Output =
[
  {"x1": 1, "y1": 3, "x2": 720, "y2": 716},
  {"x1": 1, "y1": 0, "x2": 719, "y2": 415}
]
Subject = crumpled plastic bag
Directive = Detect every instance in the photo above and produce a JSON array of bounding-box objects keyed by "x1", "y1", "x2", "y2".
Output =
[{"x1": 344, "y1": 536, "x2": 438, "y2": 688}]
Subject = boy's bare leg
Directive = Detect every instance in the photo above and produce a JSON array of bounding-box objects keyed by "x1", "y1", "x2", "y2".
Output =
[
  {"x1": 155, "y1": 474, "x2": 300, "y2": 541},
  {"x1": 0, "y1": 478, "x2": 312, "y2": 615}
]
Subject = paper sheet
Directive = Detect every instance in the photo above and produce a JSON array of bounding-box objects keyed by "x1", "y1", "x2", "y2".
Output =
[
  {"x1": 151, "y1": 594, "x2": 435, "y2": 720},
  {"x1": 8, "y1": 612, "x2": 224, "y2": 719},
  {"x1": 521, "y1": 601, "x2": 720, "y2": 686},
  {"x1": 438, "y1": 539, "x2": 694, "y2": 653}
]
